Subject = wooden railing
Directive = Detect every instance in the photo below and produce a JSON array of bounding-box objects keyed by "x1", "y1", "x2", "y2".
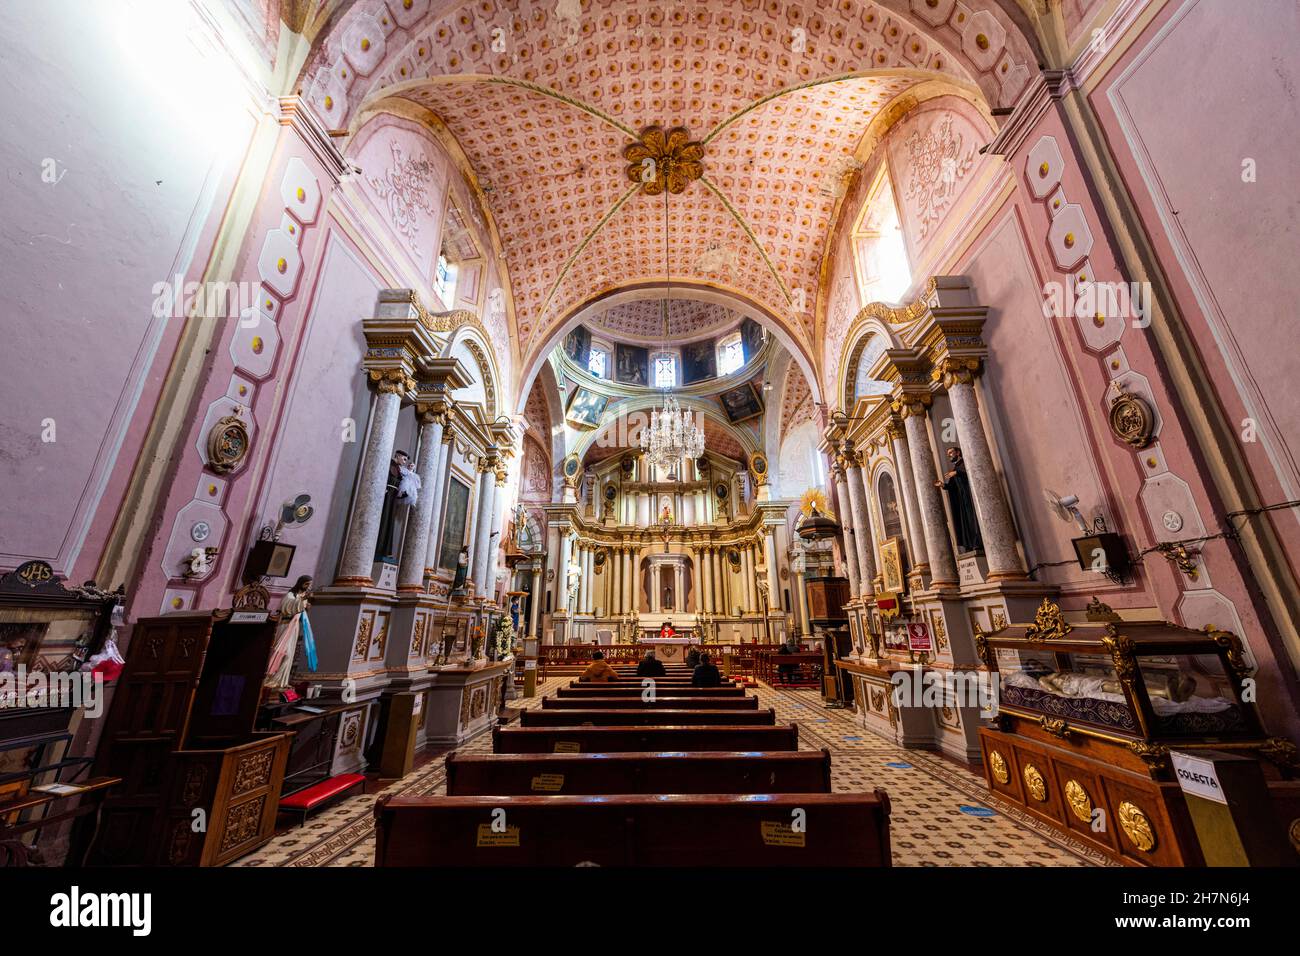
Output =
[{"x1": 539, "y1": 643, "x2": 784, "y2": 679}]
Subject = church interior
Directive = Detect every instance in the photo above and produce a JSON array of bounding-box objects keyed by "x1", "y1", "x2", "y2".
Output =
[{"x1": 3, "y1": 0, "x2": 1299, "y2": 882}]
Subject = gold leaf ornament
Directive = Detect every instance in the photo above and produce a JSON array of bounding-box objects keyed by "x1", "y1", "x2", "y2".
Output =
[{"x1": 624, "y1": 126, "x2": 704, "y2": 195}]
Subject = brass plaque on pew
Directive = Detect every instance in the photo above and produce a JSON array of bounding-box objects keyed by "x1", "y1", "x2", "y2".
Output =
[
  {"x1": 554, "y1": 741, "x2": 580, "y2": 753},
  {"x1": 760, "y1": 821, "x2": 806, "y2": 848},
  {"x1": 531, "y1": 773, "x2": 565, "y2": 792},
  {"x1": 476, "y1": 824, "x2": 521, "y2": 847}
]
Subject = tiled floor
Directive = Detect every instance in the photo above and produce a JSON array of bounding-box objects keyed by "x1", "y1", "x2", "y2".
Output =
[{"x1": 232, "y1": 679, "x2": 1110, "y2": 867}]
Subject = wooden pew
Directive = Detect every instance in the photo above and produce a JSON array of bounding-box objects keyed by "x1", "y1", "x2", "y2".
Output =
[
  {"x1": 374, "y1": 792, "x2": 892, "y2": 866},
  {"x1": 445, "y1": 749, "x2": 833, "y2": 796},
  {"x1": 541, "y1": 696, "x2": 759, "y2": 710},
  {"x1": 519, "y1": 707, "x2": 776, "y2": 727},
  {"x1": 492, "y1": 724, "x2": 799, "y2": 753},
  {"x1": 557, "y1": 685, "x2": 748, "y2": 698}
]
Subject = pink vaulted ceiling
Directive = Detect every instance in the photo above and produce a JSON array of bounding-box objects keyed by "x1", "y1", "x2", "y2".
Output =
[
  {"x1": 302, "y1": 0, "x2": 1036, "y2": 373},
  {"x1": 588, "y1": 299, "x2": 742, "y2": 344}
]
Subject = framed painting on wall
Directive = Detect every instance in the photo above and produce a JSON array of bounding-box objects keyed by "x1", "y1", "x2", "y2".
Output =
[
  {"x1": 438, "y1": 477, "x2": 472, "y2": 570},
  {"x1": 718, "y1": 380, "x2": 763, "y2": 423},
  {"x1": 614, "y1": 343, "x2": 649, "y2": 386},
  {"x1": 565, "y1": 386, "x2": 608, "y2": 428},
  {"x1": 681, "y1": 338, "x2": 717, "y2": 384},
  {"x1": 880, "y1": 536, "x2": 906, "y2": 595},
  {"x1": 564, "y1": 324, "x2": 591, "y2": 367}
]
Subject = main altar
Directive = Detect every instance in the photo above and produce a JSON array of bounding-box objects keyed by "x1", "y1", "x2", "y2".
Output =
[{"x1": 638, "y1": 635, "x2": 693, "y2": 663}]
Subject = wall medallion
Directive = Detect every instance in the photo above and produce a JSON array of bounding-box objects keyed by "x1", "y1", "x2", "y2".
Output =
[
  {"x1": 1118, "y1": 801, "x2": 1157, "y2": 852},
  {"x1": 1023, "y1": 763, "x2": 1047, "y2": 802},
  {"x1": 1108, "y1": 386, "x2": 1154, "y2": 448},
  {"x1": 1064, "y1": 780, "x2": 1092, "y2": 822},
  {"x1": 207, "y1": 411, "x2": 251, "y2": 474},
  {"x1": 749, "y1": 452, "x2": 769, "y2": 484},
  {"x1": 989, "y1": 750, "x2": 1009, "y2": 785}
]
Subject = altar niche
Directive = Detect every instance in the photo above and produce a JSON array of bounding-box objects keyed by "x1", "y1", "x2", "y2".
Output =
[{"x1": 644, "y1": 553, "x2": 693, "y2": 614}]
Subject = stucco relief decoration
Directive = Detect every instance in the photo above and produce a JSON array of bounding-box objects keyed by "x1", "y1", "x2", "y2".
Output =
[
  {"x1": 368, "y1": 140, "x2": 438, "y2": 256},
  {"x1": 903, "y1": 115, "x2": 976, "y2": 239},
  {"x1": 624, "y1": 126, "x2": 705, "y2": 196}
]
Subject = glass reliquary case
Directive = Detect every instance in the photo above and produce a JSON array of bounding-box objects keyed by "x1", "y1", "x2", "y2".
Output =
[{"x1": 975, "y1": 598, "x2": 1296, "y2": 772}]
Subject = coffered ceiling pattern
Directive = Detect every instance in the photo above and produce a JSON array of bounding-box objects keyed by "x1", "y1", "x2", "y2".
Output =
[
  {"x1": 587, "y1": 299, "x2": 743, "y2": 344},
  {"x1": 303, "y1": 0, "x2": 1035, "y2": 376}
]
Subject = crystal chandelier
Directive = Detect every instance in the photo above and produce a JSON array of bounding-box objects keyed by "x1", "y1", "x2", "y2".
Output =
[
  {"x1": 641, "y1": 393, "x2": 704, "y2": 471},
  {"x1": 638, "y1": 180, "x2": 705, "y2": 472}
]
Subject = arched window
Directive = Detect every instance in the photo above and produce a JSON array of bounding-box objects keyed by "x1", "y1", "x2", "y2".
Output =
[
  {"x1": 852, "y1": 167, "x2": 912, "y2": 305},
  {"x1": 716, "y1": 332, "x2": 744, "y2": 375},
  {"x1": 853, "y1": 334, "x2": 892, "y2": 402},
  {"x1": 653, "y1": 352, "x2": 677, "y2": 388}
]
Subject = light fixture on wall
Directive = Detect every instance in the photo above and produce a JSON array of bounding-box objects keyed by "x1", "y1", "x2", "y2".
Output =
[{"x1": 639, "y1": 174, "x2": 704, "y2": 471}]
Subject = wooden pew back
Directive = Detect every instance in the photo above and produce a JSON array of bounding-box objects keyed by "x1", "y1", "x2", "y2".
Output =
[
  {"x1": 374, "y1": 792, "x2": 892, "y2": 867},
  {"x1": 519, "y1": 707, "x2": 776, "y2": 727},
  {"x1": 541, "y1": 696, "x2": 759, "y2": 710},
  {"x1": 492, "y1": 724, "x2": 799, "y2": 753}
]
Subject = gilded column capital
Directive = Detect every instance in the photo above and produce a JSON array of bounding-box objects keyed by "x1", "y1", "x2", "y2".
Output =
[
  {"x1": 415, "y1": 399, "x2": 451, "y2": 426},
  {"x1": 478, "y1": 453, "x2": 500, "y2": 474},
  {"x1": 368, "y1": 367, "x2": 416, "y2": 396},
  {"x1": 894, "y1": 394, "x2": 932, "y2": 420},
  {"x1": 932, "y1": 355, "x2": 983, "y2": 389},
  {"x1": 884, "y1": 417, "x2": 906, "y2": 441},
  {"x1": 494, "y1": 465, "x2": 509, "y2": 486}
]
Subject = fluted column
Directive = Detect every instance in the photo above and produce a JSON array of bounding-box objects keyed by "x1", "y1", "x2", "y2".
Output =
[
  {"x1": 585, "y1": 545, "x2": 595, "y2": 613},
  {"x1": 831, "y1": 460, "x2": 861, "y2": 598},
  {"x1": 556, "y1": 529, "x2": 573, "y2": 613},
  {"x1": 899, "y1": 396, "x2": 959, "y2": 586},
  {"x1": 529, "y1": 567, "x2": 542, "y2": 638},
  {"x1": 844, "y1": 448, "x2": 879, "y2": 596},
  {"x1": 714, "y1": 549, "x2": 726, "y2": 614},
  {"x1": 886, "y1": 417, "x2": 928, "y2": 572},
  {"x1": 625, "y1": 547, "x2": 636, "y2": 613},
  {"x1": 337, "y1": 370, "x2": 411, "y2": 582},
  {"x1": 938, "y1": 358, "x2": 1026, "y2": 580},
  {"x1": 398, "y1": 404, "x2": 447, "y2": 589}
]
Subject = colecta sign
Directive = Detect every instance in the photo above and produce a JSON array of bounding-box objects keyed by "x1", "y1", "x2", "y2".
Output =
[{"x1": 905, "y1": 622, "x2": 932, "y2": 652}]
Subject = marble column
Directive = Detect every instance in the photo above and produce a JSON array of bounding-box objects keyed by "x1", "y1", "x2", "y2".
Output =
[
  {"x1": 901, "y1": 398, "x2": 959, "y2": 586},
  {"x1": 585, "y1": 546, "x2": 595, "y2": 613},
  {"x1": 844, "y1": 450, "x2": 878, "y2": 597},
  {"x1": 337, "y1": 374, "x2": 407, "y2": 582},
  {"x1": 486, "y1": 466, "x2": 507, "y2": 602},
  {"x1": 941, "y1": 361, "x2": 1026, "y2": 579},
  {"x1": 831, "y1": 461, "x2": 862, "y2": 598},
  {"x1": 887, "y1": 418, "x2": 929, "y2": 572},
  {"x1": 612, "y1": 548, "x2": 623, "y2": 614},
  {"x1": 397, "y1": 405, "x2": 446, "y2": 589},
  {"x1": 625, "y1": 548, "x2": 636, "y2": 613},
  {"x1": 713, "y1": 549, "x2": 725, "y2": 614},
  {"x1": 469, "y1": 459, "x2": 497, "y2": 594},
  {"x1": 556, "y1": 530, "x2": 573, "y2": 613},
  {"x1": 529, "y1": 567, "x2": 542, "y2": 638},
  {"x1": 763, "y1": 528, "x2": 781, "y2": 610},
  {"x1": 795, "y1": 565, "x2": 811, "y2": 638},
  {"x1": 423, "y1": 430, "x2": 454, "y2": 576}
]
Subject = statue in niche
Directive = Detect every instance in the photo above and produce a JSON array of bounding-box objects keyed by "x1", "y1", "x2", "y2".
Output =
[
  {"x1": 935, "y1": 446, "x2": 983, "y2": 554},
  {"x1": 375, "y1": 450, "x2": 417, "y2": 564},
  {"x1": 451, "y1": 545, "x2": 470, "y2": 592}
]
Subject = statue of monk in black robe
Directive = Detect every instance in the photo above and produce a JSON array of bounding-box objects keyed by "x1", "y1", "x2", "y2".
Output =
[{"x1": 937, "y1": 447, "x2": 983, "y2": 554}]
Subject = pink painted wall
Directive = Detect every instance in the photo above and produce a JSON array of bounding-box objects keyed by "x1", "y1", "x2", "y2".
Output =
[
  {"x1": 0, "y1": 0, "x2": 258, "y2": 580},
  {"x1": 1091, "y1": 0, "x2": 1300, "y2": 589}
]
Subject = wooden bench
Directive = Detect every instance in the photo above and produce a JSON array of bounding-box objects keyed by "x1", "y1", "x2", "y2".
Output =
[
  {"x1": 493, "y1": 724, "x2": 799, "y2": 753},
  {"x1": 374, "y1": 791, "x2": 892, "y2": 866},
  {"x1": 445, "y1": 749, "x2": 832, "y2": 796},
  {"x1": 276, "y1": 772, "x2": 366, "y2": 826},
  {"x1": 557, "y1": 685, "x2": 748, "y2": 698},
  {"x1": 541, "y1": 696, "x2": 759, "y2": 710},
  {"x1": 519, "y1": 707, "x2": 776, "y2": 727}
]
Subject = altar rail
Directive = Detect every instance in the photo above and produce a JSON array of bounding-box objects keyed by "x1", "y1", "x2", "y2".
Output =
[{"x1": 539, "y1": 644, "x2": 782, "y2": 679}]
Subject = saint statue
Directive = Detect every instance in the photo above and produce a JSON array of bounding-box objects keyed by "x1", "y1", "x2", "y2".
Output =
[
  {"x1": 375, "y1": 450, "x2": 416, "y2": 564},
  {"x1": 936, "y1": 447, "x2": 983, "y2": 554},
  {"x1": 265, "y1": 575, "x2": 317, "y2": 691},
  {"x1": 451, "y1": 545, "x2": 469, "y2": 592}
]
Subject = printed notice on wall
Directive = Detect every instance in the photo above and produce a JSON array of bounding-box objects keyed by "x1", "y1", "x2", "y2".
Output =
[
  {"x1": 476, "y1": 824, "x2": 521, "y2": 847},
  {"x1": 531, "y1": 773, "x2": 565, "y2": 792},
  {"x1": 760, "y1": 821, "x2": 806, "y2": 847},
  {"x1": 554, "y1": 741, "x2": 581, "y2": 753}
]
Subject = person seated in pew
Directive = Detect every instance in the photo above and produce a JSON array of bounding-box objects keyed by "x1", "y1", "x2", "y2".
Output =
[
  {"x1": 685, "y1": 645, "x2": 701, "y2": 669},
  {"x1": 636, "y1": 649, "x2": 666, "y2": 678},
  {"x1": 579, "y1": 651, "x2": 620, "y2": 683},
  {"x1": 692, "y1": 653, "x2": 723, "y2": 688},
  {"x1": 777, "y1": 638, "x2": 798, "y2": 684}
]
